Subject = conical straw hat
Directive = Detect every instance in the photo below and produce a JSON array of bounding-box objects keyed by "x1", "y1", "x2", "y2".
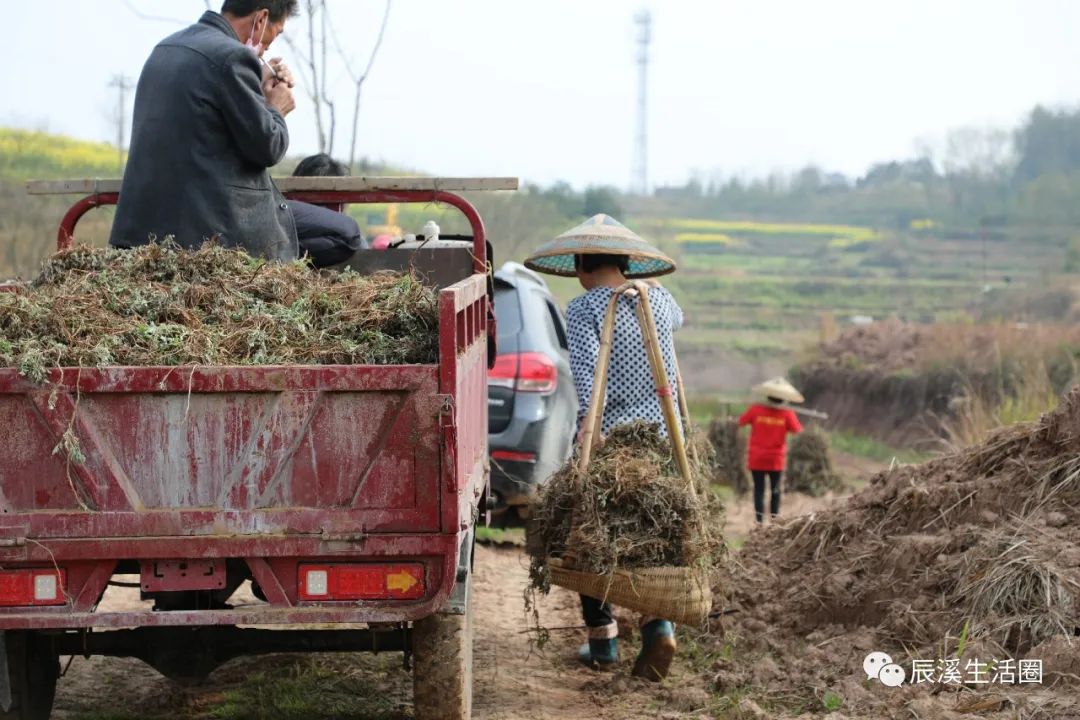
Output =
[
  {"x1": 752, "y1": 377, "x2": 805, "y2": 404},
  {"x1": 524, "y1": 214, "x2": 677, "y2": 278}
]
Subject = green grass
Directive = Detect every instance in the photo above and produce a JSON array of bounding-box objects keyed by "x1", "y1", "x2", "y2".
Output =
[
  {"x1": 667, "y1": 274, "x2": 983, "y2": 314},
  {"x1": 829, "y1": 430, "x2": 933, "y2": 464},
  {"x1": 72, "y1": 655, "x2": 407, "y2": 720},
  {"x1": 207, "y1": 657, "x2": 402, "y2": 720},
  {"x1": 686, "y1": 396, "x2": 743, "y2": 425},
  {"x1": 710, "y1": 484, "x2": 736, "y2": 503},
  {"x1": 476, "y1": 526, "x2": 525, "y2": 545},
  {"x1": 821, "y1": 690, "x2": 844, "y2": 712}
]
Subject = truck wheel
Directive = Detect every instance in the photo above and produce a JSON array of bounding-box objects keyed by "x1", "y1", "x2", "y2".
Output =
[
  {"x1": 412, "y1": 586, "x2": 473, "y2": 720},
  {"x1": 0, "y1": 633, "x2": 58, "y2": 720}
]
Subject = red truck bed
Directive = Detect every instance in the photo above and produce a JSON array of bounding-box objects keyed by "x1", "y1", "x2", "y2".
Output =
[
  {"x1": 1, "y1": 180, "x2": 508, "y2": 720},
  {"x1": 0, "y1": 271, "x2": 488, "y2": 630}
]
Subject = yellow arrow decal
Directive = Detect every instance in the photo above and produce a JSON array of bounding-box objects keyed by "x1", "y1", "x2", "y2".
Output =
[{"x1": 386, "y1": 571, "x2": 419, "y2": 593}]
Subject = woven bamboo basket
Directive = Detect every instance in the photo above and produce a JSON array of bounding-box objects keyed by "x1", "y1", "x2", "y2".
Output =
[
  {"x1": 549, "y1": 559, "x2": 712, "y2": 627},
  {"x1": 545, "y1": 280, "x2": 714, "y2": 626}
]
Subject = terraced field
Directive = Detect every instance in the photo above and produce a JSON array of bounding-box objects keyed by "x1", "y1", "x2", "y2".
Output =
[{"x1": 627, "y1": 216, "x2": 1072, "y2": 393}]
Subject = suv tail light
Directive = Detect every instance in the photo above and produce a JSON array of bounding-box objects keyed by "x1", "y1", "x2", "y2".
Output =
[
  {"x1": 488, "y1": 352, "x2": 557, "y2": 394},
  {"x1": 0, "y1": 569, "x2": 66, "y2": 607}
]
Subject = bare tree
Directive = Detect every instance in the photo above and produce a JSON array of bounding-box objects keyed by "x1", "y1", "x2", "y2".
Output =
[
  {"x1": 283, "y1": 0, "x2": 336, "y2": 154},
  {"x1": 331, "y1": 1, "x2": 392, "y2": 172},
  {"x1": 125, "y1": 0, "x2": 392, "y2": 166},
  {"x1": 944, "y1": 127, "x2": 1015, "y2": 180},
  {"x1": 286, "y1": 1, "x2": 392, "y2": 163}
]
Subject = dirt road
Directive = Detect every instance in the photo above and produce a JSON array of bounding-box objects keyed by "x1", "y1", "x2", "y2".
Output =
[
  {"x1": 49, "y1": 473, "x2": 865, "y2": 719},
  {"x1": 51, "y1": 544, "x2": 715, "y2": 720}
]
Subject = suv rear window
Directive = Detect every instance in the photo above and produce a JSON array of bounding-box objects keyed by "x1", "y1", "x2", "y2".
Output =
[{"x1": 493, "y1": 284, "x2": 522, "y2": 340}]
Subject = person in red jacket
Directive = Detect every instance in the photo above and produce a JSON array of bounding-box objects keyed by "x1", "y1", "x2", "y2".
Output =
[{"x1": 738, "y1": 378, "x2": 804, "y2": 523}]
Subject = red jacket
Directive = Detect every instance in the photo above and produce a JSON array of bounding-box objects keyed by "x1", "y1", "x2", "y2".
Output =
[{"x1": 738, "y1": 404, "x2": 803, "y2": 472}]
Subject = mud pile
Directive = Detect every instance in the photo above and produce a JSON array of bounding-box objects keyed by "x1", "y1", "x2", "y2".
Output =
[
  {"x1": 0, "y1": 244, "x2": 439, "y2": 379},
  {"x1": 710, "y1": 388, "x2": 1080, "y2": 717},
  {"x1": 792, "y1": 320, "x2": 1080, "y2": 445}
]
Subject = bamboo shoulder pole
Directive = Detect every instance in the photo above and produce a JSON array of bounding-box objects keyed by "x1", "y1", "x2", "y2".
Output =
[
  {"x1": 576, "y1": 290, "x2": 622, "y2": 473},
  {"x1": 631, "y1": 281, "x2": 693, "y2": 483}
]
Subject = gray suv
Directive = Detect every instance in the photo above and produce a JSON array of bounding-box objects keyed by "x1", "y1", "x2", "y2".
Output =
[{"x1": 488, "y1": 262, "x2": 578, "y2": 524}]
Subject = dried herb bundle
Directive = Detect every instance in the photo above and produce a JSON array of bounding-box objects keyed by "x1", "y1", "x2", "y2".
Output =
[{"x1": 0, "y1": 244, "x2": 439, "y2": 379}]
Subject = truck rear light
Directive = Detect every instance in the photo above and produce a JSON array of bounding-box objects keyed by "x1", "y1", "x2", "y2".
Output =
[
  {"x1": 0, "y1": 569, "x2": 66, "y2": 607},
  {"x1": 298, "y1": 564, "x2": 425, "y2": 601},
  {"x1": 491, "y1": 449, "x2": 537, "y2": 463},
  {"x1": 488, "y1": 352, "x2": 557, "y2": 394},
  {"x1": 305, "y1": 570, "x2": 329, "y2": 596}
]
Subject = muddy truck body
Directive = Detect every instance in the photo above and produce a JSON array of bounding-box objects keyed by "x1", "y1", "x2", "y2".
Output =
[{"x1": 0, "y1": 178, "x2": 514, "y2": 720}]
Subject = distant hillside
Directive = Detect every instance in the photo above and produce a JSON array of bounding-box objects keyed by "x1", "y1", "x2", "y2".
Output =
[{"x1": 6, "y1": 128, "x2": 1080, "y2": 409}]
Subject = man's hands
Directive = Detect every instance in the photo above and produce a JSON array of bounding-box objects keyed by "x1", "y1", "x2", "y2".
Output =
[
  {"x1": 263, "y1": 57, "x2": 295, "y2": 88},
  {"x1": 261, "y1": 58, "x2": 296, "y2": 116},
  {"x1": 265, "y1": 80, "x2": 296, "y2": 116}
]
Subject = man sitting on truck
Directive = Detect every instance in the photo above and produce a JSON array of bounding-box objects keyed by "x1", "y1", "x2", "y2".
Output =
[
  {"x1": 110, "y1": 1, "x2": 354, "y2": 263},
  {"x1": 291, "y1": 153, "x2": 367, "y2": 268}
]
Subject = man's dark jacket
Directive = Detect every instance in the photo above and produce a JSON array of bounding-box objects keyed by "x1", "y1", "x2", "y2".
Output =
[{"x1": 110, "y1": 12, "x2": 298, "y2": 261}]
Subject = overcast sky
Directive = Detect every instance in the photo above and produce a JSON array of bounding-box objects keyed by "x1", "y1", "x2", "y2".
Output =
[{"x1": 8, "y1": 0, "x2": 1080, "y2": 189}]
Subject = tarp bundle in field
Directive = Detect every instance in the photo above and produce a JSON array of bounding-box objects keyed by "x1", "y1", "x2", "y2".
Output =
[
  {"x1": 0, "y1": 244, "x2": 440, "y2": 379},
  {"x1": 784, "y1": 426, "x2": 843, "y2": 496},
  {"x1": 707, "y1": 416, "x2": 750, "y2": 494}
]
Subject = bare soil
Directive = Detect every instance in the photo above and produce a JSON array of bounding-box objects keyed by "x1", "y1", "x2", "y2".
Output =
[
  {"x1": 713, "y1": 389, "x2": 1080, "y2": 719},
  {"x1": 51, "y1": 545, "x2": 712, "y2": 720},
  {"x1": 56, "y1": 429, "x2": 1080, "y2": 720}
]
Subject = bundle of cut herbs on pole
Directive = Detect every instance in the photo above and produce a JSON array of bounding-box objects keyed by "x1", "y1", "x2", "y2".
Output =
[{"x1": 526, "y1": 280, "x2": 724, "y2": 626}]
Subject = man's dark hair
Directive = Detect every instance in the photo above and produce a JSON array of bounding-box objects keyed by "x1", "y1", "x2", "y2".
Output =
[
  {"x1": 575, "y1": 253, "x2": 630, "y2": 274},
  {"x1": 221, "y1": 0, "x2": 300, "y2": 22},
  {"x1": 293, "y1": 153, "x2": 349, "y2": 177}
]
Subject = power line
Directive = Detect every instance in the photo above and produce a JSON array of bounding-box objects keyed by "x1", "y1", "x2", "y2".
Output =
[
  {"x1": 108, "y1": 75, "x2": 135, "y2": 173},
  {"x1": 632, "y1": 9, "x2": 651, "y2": 196}
]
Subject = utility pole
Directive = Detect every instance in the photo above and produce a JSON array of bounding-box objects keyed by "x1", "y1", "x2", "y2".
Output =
[
  {"x1": 108, "y1": 74, "x2": 134, "y2": 172},
  {"x1": 632, "y1": 9, "x2": 651, "y2": 196}
]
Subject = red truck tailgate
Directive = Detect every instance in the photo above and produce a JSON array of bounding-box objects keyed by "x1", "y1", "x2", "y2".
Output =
[{"x1": 0, "y1": 364, "x2": 444, "y2": 538}]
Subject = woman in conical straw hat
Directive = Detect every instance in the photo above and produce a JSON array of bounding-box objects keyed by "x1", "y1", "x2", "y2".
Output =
[
  {"x1": 738, "y1": 377, "x2": 805, "y2": 524},
  {"x1": 526, "y1": 214, "x2": 682, "y2": 680}
]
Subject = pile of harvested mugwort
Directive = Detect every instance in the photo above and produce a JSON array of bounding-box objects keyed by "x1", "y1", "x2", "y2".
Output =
[
  {"x1": 0, "y1": 244, "x2": 439, "y2": 380},
  {"x1": 528, "y1": 421, "x2": 725, "y2": 592}
]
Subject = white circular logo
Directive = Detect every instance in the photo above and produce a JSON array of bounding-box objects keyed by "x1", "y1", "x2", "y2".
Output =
[
  {"x1": 879, "y1": 663, "x2": 906, "y2": 687},
  {"x1": 863, "y1": 651, "x2": 893, "y2": 680}
]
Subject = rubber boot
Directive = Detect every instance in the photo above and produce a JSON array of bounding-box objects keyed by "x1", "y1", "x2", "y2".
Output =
[
  {"x1": 633, "y1": 620, "x2": 676, "y2": 681},
  {"x1": 577, "y1": 638, "x2": 618, "y2": 670}
]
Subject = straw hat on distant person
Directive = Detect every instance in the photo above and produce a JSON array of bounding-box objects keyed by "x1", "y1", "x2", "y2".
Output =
[
  {"x1": 752, "y1": 377, "x2": 805, "y2": 404},
  {"x1": 524, "y1": 214, "x2": 677, "y2": 278}
]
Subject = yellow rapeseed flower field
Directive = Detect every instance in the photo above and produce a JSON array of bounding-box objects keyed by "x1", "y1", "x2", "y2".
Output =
[
  {"x1": 0, "y1": 127, "x2": 121, "y2": 180},
  {"x1": 647, "y1": 216, "x2": 882, "y2": 248}
]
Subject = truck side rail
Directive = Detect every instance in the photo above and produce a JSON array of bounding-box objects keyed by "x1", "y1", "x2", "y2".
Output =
[{"x1": 24, "y1": 176, "x2": 521, "y2": 278}]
